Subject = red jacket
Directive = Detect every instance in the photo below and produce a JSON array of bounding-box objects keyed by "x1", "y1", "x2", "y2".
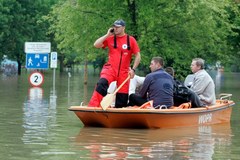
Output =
[{"x1": 103, "y1": 34, "x2": 140, "y2": 76}]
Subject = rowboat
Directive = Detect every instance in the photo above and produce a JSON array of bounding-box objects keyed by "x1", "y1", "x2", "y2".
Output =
[{"x1": 68, "y1": 93, "x2": 235, "y2": 129}]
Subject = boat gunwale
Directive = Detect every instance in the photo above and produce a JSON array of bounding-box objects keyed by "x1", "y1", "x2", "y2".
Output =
[{"x1": 69, "y1": 101, "x2": 235, "y2": 115}]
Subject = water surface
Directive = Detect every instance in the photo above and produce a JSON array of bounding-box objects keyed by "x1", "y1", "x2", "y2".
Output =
[{"x1": 0, "y1": 70, "x2": 239, "y2": 160}]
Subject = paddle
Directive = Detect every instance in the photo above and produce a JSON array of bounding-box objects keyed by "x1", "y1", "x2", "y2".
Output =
[{"x1": 101, "y1": 75, "x2": 131, "y2": 110}]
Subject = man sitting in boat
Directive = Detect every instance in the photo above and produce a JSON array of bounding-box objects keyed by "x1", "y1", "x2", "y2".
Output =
[
  {"x1": 108, "y1": 74, "x2": 145, "y2": 95},
  {"x1": 190, "y1": 58, "x2": 216, "y2": 105},
  {"x1": 128, "y1": 57, "x2": 174, "y2": 108},
  {"x1": 165, "y1": 67, "x2": 205, "y2": 108},
  {"x1": 107, "y1": 75, "x2": 145, "y2": 107}
]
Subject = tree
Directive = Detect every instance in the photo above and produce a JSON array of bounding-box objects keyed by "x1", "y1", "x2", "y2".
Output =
[
  {"x1": 0, "y1": 0, "x2": 57, "y2": 74},
  {"x1": 48, "y1": 0, "x2": 240, "y2": 79},
  {"x1": 226, "y1": 1, "x2": 240, "y2": 71},
  {"x1": 47, "y1": 0, "x2": 137, "y2": 103},
  {"x1": 137, "y1": 0, "x2": 239, "y2": 78}
]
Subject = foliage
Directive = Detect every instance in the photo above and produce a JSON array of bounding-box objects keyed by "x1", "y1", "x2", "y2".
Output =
[
  {"x1": 1, "y1": 0, "x2": 240, "y2": 77},
  {"x1": 47, "y1": 0, "x2": 128, "y2": 65},
  {"x1": 0, "y1": 0, "x2": 58, "y2": 74},
  {"x1": 137, "y1": 0, "x2": 239, "y2": 78},
  {"x1": 47, "y1": 0, "x2": 239, "y2": 79}
]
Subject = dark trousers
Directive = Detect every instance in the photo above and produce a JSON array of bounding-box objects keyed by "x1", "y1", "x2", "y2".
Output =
[
  {"x1": 128, "y1": 94, "x2": 147, "y2": 106},
  {"x1": 174, "y1": 90, "x2": 205, "y2": 108},
  {"x1": 129, "y1": 90, "x2": 204, "y2": 108},
  {"x1": 115, "y1": 93, "x2": 129, "y2": 108},
  {"x1": 188, "y1": 90, "x2": 205, "y2": 107}
]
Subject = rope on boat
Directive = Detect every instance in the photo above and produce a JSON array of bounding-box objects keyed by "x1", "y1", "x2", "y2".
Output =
[{"x1": 156, "y1": 105, "x2": 168, "y2": 109}]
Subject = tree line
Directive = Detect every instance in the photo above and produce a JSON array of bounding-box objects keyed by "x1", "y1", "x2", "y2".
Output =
[{"x1": 1, "y1": 0, "x2": 240, "y2": 79}]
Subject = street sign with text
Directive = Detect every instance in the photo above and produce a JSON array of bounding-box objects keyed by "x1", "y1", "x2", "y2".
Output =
[{"x1": 25, "y1": 42, "x2": 51, "y2": 53}]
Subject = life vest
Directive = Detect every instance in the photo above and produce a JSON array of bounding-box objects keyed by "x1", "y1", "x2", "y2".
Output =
[{"x1": 114, "y1": 35, "x2": 131, "y2": 50}]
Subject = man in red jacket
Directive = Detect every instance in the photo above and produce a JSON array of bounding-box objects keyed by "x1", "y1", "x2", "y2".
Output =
[{"x1": 89, "y1": 19, "x2": 141, "y2": 108}]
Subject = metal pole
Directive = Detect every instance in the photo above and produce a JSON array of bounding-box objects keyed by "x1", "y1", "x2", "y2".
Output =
[
  {"x1": 53, "y1": 68, "x2": 56, "y2": 91},
  {"x1": 68, "y1": 72, "x2": 71, "y2": 95}
]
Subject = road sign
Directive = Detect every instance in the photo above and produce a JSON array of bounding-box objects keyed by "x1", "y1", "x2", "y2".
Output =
[
  {"x1": 50, "y1": 52, "x2": 57, "y2": 68},
  {"x1": 28, "y1": 71, "x2": 44, "y2": 87},
  {"x1": 26, "y1": 53, "x2": 49, "y2": 69},
  {"x1": 25, "y1": 42, "x2": 51, "y2": 53}
]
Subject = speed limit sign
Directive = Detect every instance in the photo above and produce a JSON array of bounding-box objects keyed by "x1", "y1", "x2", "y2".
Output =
[{"x1": 28, "y1": 71, "x2": 44, "y2": 87}]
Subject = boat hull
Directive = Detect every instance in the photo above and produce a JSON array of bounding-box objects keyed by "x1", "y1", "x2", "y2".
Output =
[{"x1": 69, "y1": 100, "x2": 234, "y2": 129}]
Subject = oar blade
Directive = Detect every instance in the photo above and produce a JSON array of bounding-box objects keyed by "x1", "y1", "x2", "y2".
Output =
[{"x1": 100, "y1": 94, "x2": 114, "y2": 110}]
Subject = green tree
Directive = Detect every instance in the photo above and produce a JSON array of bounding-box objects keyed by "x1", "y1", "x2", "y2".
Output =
[
  {"x1": 48, "y1": 0, "x2": 240, "y2": 79},
  {"x1": 226, "y1": 1, "x2": 240, "y2": 71},
  {"x1": 0, "y1": 0, "x2": 57, "y2": 74},
  {"x1": 137, "y1": 0, "x2": 239, "y2": 78}
]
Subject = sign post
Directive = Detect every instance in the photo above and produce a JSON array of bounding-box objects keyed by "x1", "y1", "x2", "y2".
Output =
[
  {"x1": 25, "y1": 42, "x2": 51, "y2": 87},
  {"x1": 50, "y1": 52, "x2": 58, "y2": 91},
  {"x1": 50, "y1": 52, "x2": 57, "y2": 68}
]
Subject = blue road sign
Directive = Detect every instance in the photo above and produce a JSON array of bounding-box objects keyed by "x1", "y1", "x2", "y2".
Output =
[{"x1": 26, "y1": 53, "x2": 49, "y2": 69}]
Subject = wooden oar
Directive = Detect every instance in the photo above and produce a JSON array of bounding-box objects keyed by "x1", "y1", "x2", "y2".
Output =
[{"x1": 101, "y1": 75, "x2": 131, "y2": 110}]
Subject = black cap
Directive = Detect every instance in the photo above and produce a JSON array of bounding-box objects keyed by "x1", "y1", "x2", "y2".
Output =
[{"x1": 113, "y1": 19, "x2": 126, "y2": 27}]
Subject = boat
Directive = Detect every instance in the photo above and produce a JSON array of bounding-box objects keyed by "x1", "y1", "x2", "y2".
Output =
[{"x1": 68, "y1": 93, "x2": 235, "y2": 129}]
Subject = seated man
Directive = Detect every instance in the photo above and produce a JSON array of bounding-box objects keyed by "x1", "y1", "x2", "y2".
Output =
[
  {"x1": 107, "y1": 75, "x2": 145, "y2": 107},
  {"x1": 128, "y1": 57, "x2": 174, "y2": 108},
  {"x1": 108, "y1": 74, "x2": 145, "y2": 95},
  {"x1": 190, "y1": 58, "x2": 216, "y2": 105},
  {"x1": 165, "y1": 67, "x2": 205, "y2": 108}
]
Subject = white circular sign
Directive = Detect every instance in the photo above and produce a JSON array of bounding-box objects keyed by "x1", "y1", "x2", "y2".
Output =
[{"x1": 28, "y1": 72, "x2": 44, "y2": 87}]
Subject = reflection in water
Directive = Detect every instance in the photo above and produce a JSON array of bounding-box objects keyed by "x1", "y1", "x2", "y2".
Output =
[
  {"x1": 50, "y1": 89, "x2": 57, "y2": 110},
  {"x1": 22, "y1": 87, "x2": 56, "y2": 145},
  {"x1": 215, "y1": 70, "x2": 225, "y2": 94},
  {"x1": 71, "y1": 124, "x2": 232, "y2": 159}
]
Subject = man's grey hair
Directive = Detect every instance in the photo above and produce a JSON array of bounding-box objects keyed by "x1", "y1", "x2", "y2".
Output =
[{"x1": 192, "y1": 58, "x2": 205, "y2": 69}]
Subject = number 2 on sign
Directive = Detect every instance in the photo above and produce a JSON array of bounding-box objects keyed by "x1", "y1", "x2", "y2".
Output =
[
  {"x1": 34, "y1": 75, "x2": 39, "y2": 83},
  {"x1": 28, "y1": 71, "x2": 44, "y2": 87}
]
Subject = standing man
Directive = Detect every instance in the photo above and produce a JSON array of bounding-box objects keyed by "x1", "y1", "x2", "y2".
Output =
[
  {"x1": 190, "y1": 58, "x2": 216, "y2": 105},
  {"x1": 128, "y1": 57, "x2": 174, "y2": 108},
  {"x1": 88, "y1": 19, "x2": 141, "y2": 108}
]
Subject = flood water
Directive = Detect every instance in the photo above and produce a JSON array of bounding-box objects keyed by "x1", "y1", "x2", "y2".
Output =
[{"x1": 0, "y1": 69, "x2": 240, "y2": 160}]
